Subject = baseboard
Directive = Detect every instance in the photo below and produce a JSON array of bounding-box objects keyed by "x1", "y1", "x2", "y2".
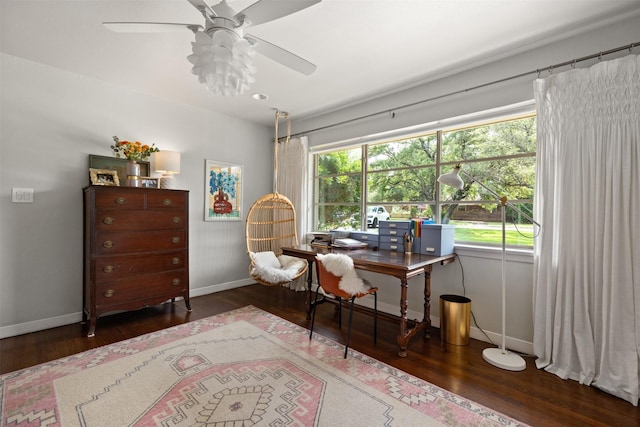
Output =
[
  {"x1": 189, "y1": 278, "x2": 253, "y2": 297},
  {"x1": 0, "y1": 312, "x2": 83, "y2": 339},
  {"x1": 468, "y1": 328, "x2": 534, "y2": 357},
  {"x1": 0, "y1": 279, "x2": 253, "y2": 339},
  {"x1": 353, "y1": 296, "x2": 534, "y2": 356},
  {"x1": 1, "y1": 279, "x2": 534, "y2": 357}
]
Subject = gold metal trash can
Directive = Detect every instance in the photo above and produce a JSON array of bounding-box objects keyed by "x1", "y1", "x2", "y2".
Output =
[{"x1": 440, "y1": 294, "x2": 471, "y2": 345}]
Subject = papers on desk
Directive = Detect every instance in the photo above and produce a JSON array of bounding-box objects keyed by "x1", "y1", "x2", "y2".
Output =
[
  {"x1": 333, "y1": 238, "x2": 368, "y2": 249},
  {"x1": 310, "y1": 233, "x2": 332, "y2": 248}
]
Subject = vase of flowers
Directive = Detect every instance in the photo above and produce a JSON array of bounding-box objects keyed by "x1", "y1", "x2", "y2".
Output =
[
  {"x1": 124, "y1": 161, "x2": 141, "y2": 186},
  {"x1": 111, "y1": 136, "x2": 160, "y2": 187}
]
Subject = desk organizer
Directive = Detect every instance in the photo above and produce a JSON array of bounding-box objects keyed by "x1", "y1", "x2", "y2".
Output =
[
  {"x1": 378, "y1": 220, "x2": 412, "y2": 252},
  {"x1": 349, "y1": 231, "x2": 379, "y2": 249}
]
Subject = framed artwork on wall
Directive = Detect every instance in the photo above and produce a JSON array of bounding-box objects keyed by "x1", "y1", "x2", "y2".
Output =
[
  {"x1": 205, "y1": 160, "x2": 243, "y2": 221},
  {"x1": 88, "y1": 155, "x2": 150, "y2": 186}
]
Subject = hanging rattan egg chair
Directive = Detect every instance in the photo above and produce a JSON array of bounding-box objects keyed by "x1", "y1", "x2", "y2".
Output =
[{"x1": 245, "y1": 111, "x2": 308, "y2": 286}]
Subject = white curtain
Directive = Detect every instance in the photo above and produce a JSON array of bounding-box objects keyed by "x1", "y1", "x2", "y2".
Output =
[
  {"x1": 533, "y1": 54, "x2": 640, "y2": 405},
  {"x1": 276, "y1": 136, "x2": 309, "y2": 291}
]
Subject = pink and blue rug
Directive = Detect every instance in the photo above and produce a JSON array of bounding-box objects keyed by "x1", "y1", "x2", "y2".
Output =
[{"x1": 0, "y1": 306, "x2": 528, "y2": 426}]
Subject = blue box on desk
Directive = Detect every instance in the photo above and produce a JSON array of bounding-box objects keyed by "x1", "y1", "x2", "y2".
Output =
[
  {"x1": 349, "y1": 231, "x2": 379, "y2": 249},
  {"x1": 419, "y1": 224, "x2": 455, "y2": 256}
]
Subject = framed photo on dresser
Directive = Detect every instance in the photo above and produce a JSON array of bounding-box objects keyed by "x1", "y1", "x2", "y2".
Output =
[
  {"x1": 140, "y1": 177, "x2": 159, "y2": 188},
  {"x1": 89, "y1": 155, "x2": 150, "y2": 186},
  {"x1": 89, "y1": 168, "x2": 120, "y2": 186}
]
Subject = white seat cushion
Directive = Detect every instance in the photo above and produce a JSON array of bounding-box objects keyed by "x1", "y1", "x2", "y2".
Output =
[
  {"x1": 251, "y1": 252, "x2": 306, "y2": 284},
  {"x1": 251, "y1": 251, "x2": 281, "y2": 269}
]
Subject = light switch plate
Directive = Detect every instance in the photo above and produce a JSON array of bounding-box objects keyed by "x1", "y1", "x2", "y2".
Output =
[{"x1": 12, "y1": 188, "x2": 34, "y2": 203}]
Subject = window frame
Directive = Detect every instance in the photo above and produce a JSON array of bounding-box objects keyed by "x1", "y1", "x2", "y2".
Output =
[{"x1": 311, "y1": 106, "x2": 537, "y2": 248}]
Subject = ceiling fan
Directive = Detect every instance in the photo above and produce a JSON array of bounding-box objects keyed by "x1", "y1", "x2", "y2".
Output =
[{"x1": 104, "y1": 0, "x2": 321, "y2": 95}]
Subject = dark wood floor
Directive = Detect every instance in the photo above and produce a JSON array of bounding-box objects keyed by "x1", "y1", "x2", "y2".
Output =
[{"x1": 1, "y1": 285, "x2": 637, "y2": 426}]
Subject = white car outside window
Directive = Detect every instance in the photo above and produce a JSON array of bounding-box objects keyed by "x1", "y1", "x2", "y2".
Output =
[{"x1": 367, "y1": 206, "x2": 390, "y2": 228}]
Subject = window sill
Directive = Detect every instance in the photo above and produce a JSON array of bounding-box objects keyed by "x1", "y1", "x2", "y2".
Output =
[{"x1": 454, "y1": 243, "x2": 534, "y2": 264}]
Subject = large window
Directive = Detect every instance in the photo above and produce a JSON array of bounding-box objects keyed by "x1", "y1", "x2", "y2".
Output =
[{"x1": 313, "y1": 114, "x2": 537, "y2": 247}]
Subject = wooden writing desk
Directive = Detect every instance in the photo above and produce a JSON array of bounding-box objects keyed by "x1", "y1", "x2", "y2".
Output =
[{"x1": 281, "y1": 244, "x2": 457, "y2": 357}]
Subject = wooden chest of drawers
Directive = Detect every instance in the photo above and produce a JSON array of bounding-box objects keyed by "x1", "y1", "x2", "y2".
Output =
[{"x1": 83, "y1": 186, "x2": 190, "y2": 337}]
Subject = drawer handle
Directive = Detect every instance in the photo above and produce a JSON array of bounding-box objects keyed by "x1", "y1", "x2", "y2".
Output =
[
  {"x1": 103, "y1": 216, "x2": 115, "y2": 225},
  {"x1": 361, "y1": 236, "x2": 368, "y2": 240},
  {"x1": 390, "y1": 245, "x2": 398, "y2": 250},
  {"x1": 163, "y1": 199, "x2": 173, "y2": 206},
  {"x1": 171, "y1": 257, "x2": 180, "y2": 265},
  {"x1": 389, "y1": 223, "x2": 397, "y2": 228},
  {"x1": 389, "y1": 230, "x2": 397, "y2": 235},
  {"x1": 390, "y1": 237, "x2": 398, "y2": 242},
  {"x1": 171, "y1": 236, "x2": 181, "y2": 244},
  {"x1": 171, "y1": 216, "x2": 181, "y2": 224},
  {"x1": 115, "y1": 197, "x2": 127, "y2": 206},
  {"x1": 103, "y1": 240, "x2": 113, "y2": 249},
  {"x1": 103, "y1": 289, "x2": 115, "y2": 298},
  {"x1": 103, "y1": 265, "x2": 114, "y2": 273},
  {"x1": 171, "y1": 278, "x2": 181, "y2": 286}
]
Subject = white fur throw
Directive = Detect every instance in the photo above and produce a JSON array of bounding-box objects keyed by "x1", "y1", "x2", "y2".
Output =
[
  {"x1": 252, "y1": 251, "x2": 281, "y2": 269},
  {"x1": 316, "y1": 253, "x2": 371, "y2": 295},
  {"x1": 251, "y1": 252, "x2": 306, "y2": 284}
]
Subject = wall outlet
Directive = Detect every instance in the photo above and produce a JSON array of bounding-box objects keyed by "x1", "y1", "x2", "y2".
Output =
[{"x1": 12, "y1": 188, "x2": 34, "y2": 203}]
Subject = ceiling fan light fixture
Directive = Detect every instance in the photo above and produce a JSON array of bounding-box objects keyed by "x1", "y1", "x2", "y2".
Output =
[
  {"x1": 108, "y1": 0, "x2": 319, "y2": 96},
  {"x1": 188, "y1": 29, "x2": 256, "y2": 96}
]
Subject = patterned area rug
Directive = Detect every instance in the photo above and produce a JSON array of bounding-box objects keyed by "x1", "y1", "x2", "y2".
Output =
[{"x1": 1, "y1": 306, "x2": 529, "y2": 426}]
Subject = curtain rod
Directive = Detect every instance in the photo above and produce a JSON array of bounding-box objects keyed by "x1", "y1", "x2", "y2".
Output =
[{"x1": 287, "y1": 41, "x2": 638, "y2": 140}]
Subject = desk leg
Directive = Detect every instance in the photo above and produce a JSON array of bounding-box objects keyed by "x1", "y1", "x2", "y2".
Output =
[
  {"x1": 423, "y1": 266, "x2": 432, "y2": 338},
  {"x1": 396, "y1": 267, "x2": 433, "y2": 357},
  {"x1": 305, "y1": 260, "x2": 314, "y2": 319},
  {"x1": 397, "y1": 278, "x2": 409, "y2": 357}
]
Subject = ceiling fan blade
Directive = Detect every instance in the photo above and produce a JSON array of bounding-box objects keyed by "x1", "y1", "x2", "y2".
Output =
[
  {"x1": 246, "y1": 34, "x2": 316, "y2": 75},
  {"x1": 103, "y1": 22, "x2": 203, "y2": 33},
  {"x1": 236, "y1": 0, "x2": 321, "y2": 27},
  {"x1": 187, "y1": 0, "x2": 217, "y2": 17}
]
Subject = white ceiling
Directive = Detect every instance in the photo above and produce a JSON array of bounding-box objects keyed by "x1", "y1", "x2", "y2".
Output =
[{"x1": 2, "y1": 0, "x2": 639, "y2": 126}]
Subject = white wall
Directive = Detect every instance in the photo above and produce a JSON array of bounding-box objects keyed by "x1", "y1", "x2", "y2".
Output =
[
  {"x1": 292, "y1": 13, "x2": 640, "y2": 146},
  {"x1": 0, "y1": 54, "x2": 272, "y2": 337},
  {"x1": 2, "y1": 13, "x2": 638, "y2": 352},
  {"x1": 293, "y1": 13, "x2": 640, "y2": 355}
]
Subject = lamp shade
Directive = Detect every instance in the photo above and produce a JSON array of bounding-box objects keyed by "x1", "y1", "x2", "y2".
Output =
[
  {"x1": 437, "y1": 165, "x2": 464, "y2": 190},
  {"x1": 154, "y1": 151, "x2": 181, "y2": 175}
]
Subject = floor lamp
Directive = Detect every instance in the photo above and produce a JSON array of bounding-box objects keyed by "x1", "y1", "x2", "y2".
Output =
[{"x1": 438, "y1": 164, "x2": 540, "y2": 371}]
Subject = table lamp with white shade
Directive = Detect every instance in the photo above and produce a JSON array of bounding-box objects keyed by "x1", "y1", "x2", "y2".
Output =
[{"x1": 154, "y1": 151, "x2": 181, "y2": 189}]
